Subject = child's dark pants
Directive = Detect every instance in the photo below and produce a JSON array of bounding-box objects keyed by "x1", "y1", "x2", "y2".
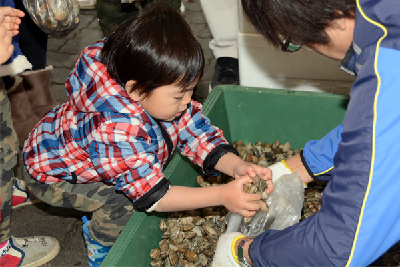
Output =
[{"x1": 23, "y1": 171, "x2": 134, "y2": 247}]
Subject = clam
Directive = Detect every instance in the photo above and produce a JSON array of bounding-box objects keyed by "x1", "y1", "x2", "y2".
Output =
[
  {"x1": 150, "y1": 248, "x2": 161, "y2": 259},
  {"x1": 169, "y1": 250, "x2": 179, "y2": 266},
  {"x1": 184, "y1": 251, "x2": 198, "y2": 263}
]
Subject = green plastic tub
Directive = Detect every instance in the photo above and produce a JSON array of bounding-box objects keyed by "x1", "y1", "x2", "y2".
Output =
[{"x1": 101, "y1": 85, "x2": 349, "y2": 267}]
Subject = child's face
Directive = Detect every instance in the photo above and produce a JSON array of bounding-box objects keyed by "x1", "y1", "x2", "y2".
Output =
[{"x1": 127, "y1": 81, "x2": 195, "y2": 121}]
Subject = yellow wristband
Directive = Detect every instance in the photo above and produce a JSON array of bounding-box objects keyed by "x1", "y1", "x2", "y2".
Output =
[{"x1": 231, "y1": 235, "x2": 246, "y2": 265}]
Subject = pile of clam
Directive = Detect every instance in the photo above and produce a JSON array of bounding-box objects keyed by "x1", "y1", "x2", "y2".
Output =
[
  {"x1": 150, "y1": 208, "x2": 227, "y2": 267},
  {"x1": 301, "y1": 181, "x2": 325, "y2": 221},
  {"x1": 234, "y1": 140, "x2": 300, "y2": 167},
  {"x1": 150, "y1": 139, "x2": 400, "y2": 266},
  {"x1": 150, "y1": 140, "x2": 322, "y2": 267},
  {"x1": 23, "y1": 0, "x2": 80, "y2": 37},
  {"x1": 242, "y1": 176, "x2": 269, "y2": 224}
]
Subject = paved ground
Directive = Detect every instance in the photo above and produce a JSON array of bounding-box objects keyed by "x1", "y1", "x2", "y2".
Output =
[{"x1": 10, "y1": 2, "x2": 214, "y2": 266}]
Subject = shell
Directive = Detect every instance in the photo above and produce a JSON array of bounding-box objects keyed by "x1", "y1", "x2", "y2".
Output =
[
  {"x1": 169, "y1": 244, "x2": 179, "y2": 252},
  {"x1": 252, "y1": 176, "x2": 267, "y2": 193},
  {"x1": 182, "y1": 223, "x2": 194, "y2": 232},
  {"x1": 202, "y1": 225, "x2": 217, "y2": 236},
  {"x1": 169, "y1": 250, "x2": 179, "y2": 266},
  {"x1": 171, "y1": 232, "x2": 184, "y2": 245},
  {"x1": 150, "y1": 248, "x2": 161, "y2": 259},
  {"x1": 160, "y1": 220, "x2": 168, "y2": 232},
  {"x1": 180, "y1": 216, "x2": 193, "y2": 225},
  {"x1": 176, "y1": 239, "x2": 190, "y2": 253},
  {"x1": 184, "y1": 251, "x2": 199, "y2": 263},
  {"x1": 159, "y1": 239, "x2": 170, "y2": 258},
  {"x1": 150, "y1": 258, "x2": 163, "y2": 267},
  {"x1": 196, "y1": 254, "x2": 208, "y2": 266},
  {"x1": 162, "y1": 231, "x2": 170, "y2": 239},
  {"x1": 184, "y1": 231, "x2": 197, "y2": 239}
]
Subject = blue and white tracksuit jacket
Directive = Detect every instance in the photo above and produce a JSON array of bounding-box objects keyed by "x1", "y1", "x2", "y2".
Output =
[{"x1": 250, "y1": 0, "x2": 400, "y2": 266}]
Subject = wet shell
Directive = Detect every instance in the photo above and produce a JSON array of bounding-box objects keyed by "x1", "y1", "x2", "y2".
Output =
[
  {"x1": 282, "y1": 142, "x2": 291, "y2": 153},
  {"x1": 180, "y1": 216, "x2": 193, "y2": 225},
  {"x1": 150, "y1": 248, "x2": 161, "y2": 259},
  {"x1": 196, "y1": 254, "x2": 208, "y2": 266},
  {"x1": 150, "y1": 258, "x2": 163, "y2": 267},
  {"x1": 160, "y1": 220, "x2": 168, "y2": 232},
  {"x1": 184, "y1": 231, "x2": 197, "y2": 239},
  {"x1": 171, "y1": 232, "x2": 185, "y2": 245},
  {"x1": 202, "y1": 225, "x2": 217, "y2": 236},
  {"x1": 253, "y1": 176, "x2": 267, "y2": 193},
  {"x1": 159, "y1": 239, "x2": 170, "y2": 258},
  {"x1": 184, "y1": 251, "x2": 199, "y2": 263},
  {"x1": 189, "y1": 236, "x2": 203, "y2": 252},
  {"x1": 202, "y1": 249, "x2": 214, "y2": 258},
  {"x1": 169, "y1": 244, "x2": 179, "y2": 252},
  {"x1": 182, "y1": 223, "x2": 194, "y2": 232},
  {"x1": 169, "y1": 250, "x2": 179, "y2": 266},
  {"x1": 176, "y1": 239, "x2": 190, "y2": 253},
  {"x1": 162, "y1": 231, "x2": 170, "y2": 239}
]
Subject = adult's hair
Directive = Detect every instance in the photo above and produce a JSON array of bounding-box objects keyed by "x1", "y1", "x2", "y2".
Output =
[
  {"x1": 100, "y1": 3, "x2": 204, "y2": 96},
  {"x1": 241, "y1": 0, "x2": 356, "y2": 48}
]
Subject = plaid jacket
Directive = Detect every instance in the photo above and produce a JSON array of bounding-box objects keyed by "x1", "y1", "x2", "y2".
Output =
[{"x1": 23, "y1": 40, "x2": 235, "y2": 209}]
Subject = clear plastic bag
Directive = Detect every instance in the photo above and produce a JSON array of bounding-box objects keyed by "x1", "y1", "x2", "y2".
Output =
[
  {"x1": 23, "y1": 0, "x2": 80, "y2": 37},
  {"x1": 226, "y1": 172, "x2": 304, "y2": 236}
]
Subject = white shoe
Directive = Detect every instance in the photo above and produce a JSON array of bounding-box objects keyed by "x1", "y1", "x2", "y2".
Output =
[{"x1": 0, "y1": 236, "x2": 60, "y2": 267}]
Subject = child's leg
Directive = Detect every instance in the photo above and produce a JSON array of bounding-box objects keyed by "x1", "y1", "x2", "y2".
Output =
[{"x1": 22, "y1": 171, "x2": 134, "y2": 246}]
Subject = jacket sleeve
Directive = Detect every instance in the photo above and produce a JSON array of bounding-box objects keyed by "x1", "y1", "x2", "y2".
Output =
[
  {"x1": 89, "y1": 119, "x2": 170, "y2": 209},
  {"x1": 301, "y1": 124, "x2": 343, "y2": 182},
  {"x1": 175, "y1": 101, "x2": 237, "y2": 176}
]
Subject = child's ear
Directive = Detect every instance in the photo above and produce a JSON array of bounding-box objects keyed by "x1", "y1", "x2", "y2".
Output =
[{"x1": 125, "y1": 80, "x2": 142, "y2": 101}]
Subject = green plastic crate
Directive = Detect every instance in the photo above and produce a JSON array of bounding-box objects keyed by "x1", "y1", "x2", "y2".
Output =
[{"x1": 101, "y1": 85, "x2": 349, "y2": 267}]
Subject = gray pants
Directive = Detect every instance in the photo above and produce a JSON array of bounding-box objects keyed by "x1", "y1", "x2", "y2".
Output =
[{"x1": 23, "y1": 171, "x2": 135, "y2": 246}]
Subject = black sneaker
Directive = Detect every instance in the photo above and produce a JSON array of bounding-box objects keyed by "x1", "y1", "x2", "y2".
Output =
[{"x1": 210, "y1": 57, "x2": 239, "y2": 92}]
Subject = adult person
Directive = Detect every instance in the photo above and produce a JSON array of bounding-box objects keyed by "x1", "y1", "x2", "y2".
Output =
[
  {"x1": 0, "y1": 6, "x2": 59, "y2": 267},
  {"x1": 2, "y1": 0, "x2": 58, "y2": 148},
  {"x1": 199, "y1": 0, "x2": 240, "y2": 91},
  {"x1": 212, "y1": 0, "x2": 400, "y2": 266}
]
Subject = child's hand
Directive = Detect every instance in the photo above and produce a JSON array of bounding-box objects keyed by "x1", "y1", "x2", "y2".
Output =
[
  {"x1": 0, "y1": 7, "x2": 24, "y2": 37},
  {"x1": 0, "y1": 25, "x2": 13, "y2": 64},
  {"x1": 232, "y1": 161, "x2": 273, "y2": 194},
  {"x1": 219, "y1": 176, "x2": 264, "y2": 217}
]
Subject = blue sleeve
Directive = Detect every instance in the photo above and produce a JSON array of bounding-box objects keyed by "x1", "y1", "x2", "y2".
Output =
[{"x1": 302, "y1": 124, "x2": 343, "y2": 181}]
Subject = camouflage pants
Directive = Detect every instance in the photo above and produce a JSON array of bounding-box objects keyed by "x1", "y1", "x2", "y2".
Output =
[
  {"x1": 97, "y1": 0, "x2": 181, "y2": 37},
  {"x1": 23, "y1": 172, "x2": 135, "y2": 246},
  {"x1": 0, "y1": 81, "x2": 19, "y2": 244}
]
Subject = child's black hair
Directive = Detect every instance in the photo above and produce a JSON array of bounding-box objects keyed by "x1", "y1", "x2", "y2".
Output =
[{"x1": 100, "y1": 3, "x2": 204, "y2": 96}]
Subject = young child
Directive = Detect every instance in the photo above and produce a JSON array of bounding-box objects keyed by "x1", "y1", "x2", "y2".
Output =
[{"x1": 22, "y1": 4, "x2": 273, "y2": 267}]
